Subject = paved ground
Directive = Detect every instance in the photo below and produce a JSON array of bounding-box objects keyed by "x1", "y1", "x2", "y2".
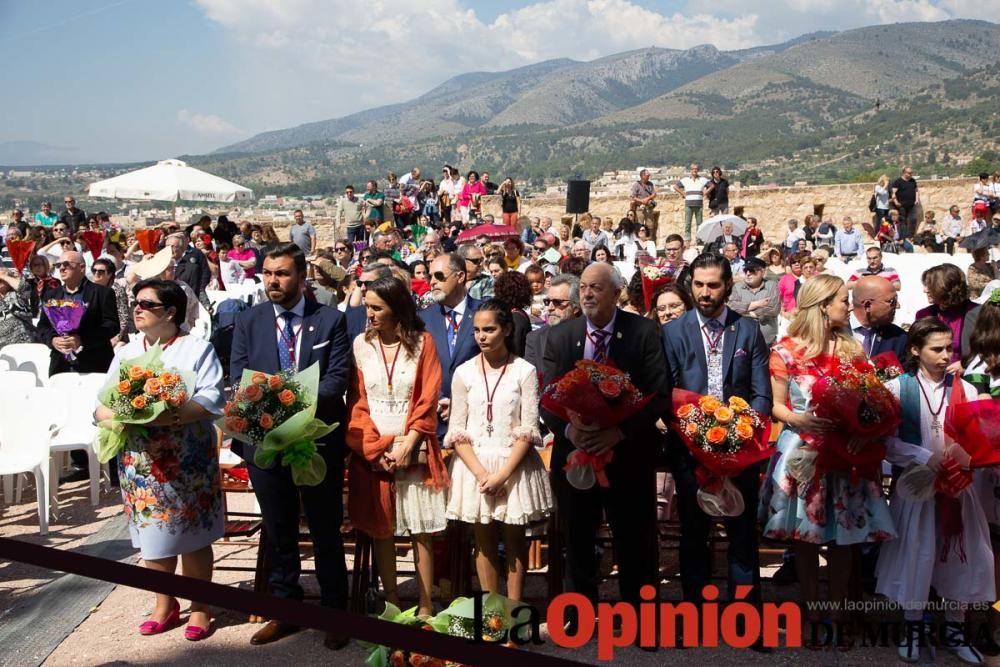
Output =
[{"x1": 2, "y1": 477, "x2": 999, "y2": 666}]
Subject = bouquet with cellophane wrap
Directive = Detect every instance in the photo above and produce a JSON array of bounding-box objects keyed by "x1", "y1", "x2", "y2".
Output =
[
  {"x1": 639, "y1": 260, "x2": 680, "y2": 311},
  {"x1": 43, "y1": 298, "x2": 87, "y2": 361},
  {"x1": 219, "y1": 363, "x2": 337, "y2": 486},
  {"x1": 541, "y1": 360, "x2": 653, "y2": 490},
  {"x1": 785, "y1": 354, "x2": 900, "y2": 485},
  {"x1": 96, "y1": 343, "x2": 195, "y2": 463},
  {"x1": 672, "y1": 389, "x2": 772, "y2": 516},
  {"x1": 363, "y1": 593, "x2": 520, "y2": 667}
]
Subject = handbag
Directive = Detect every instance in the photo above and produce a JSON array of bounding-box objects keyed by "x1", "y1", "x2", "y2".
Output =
[{"x1": 868, "y1": 190, "x2": 877, "y2": 212}]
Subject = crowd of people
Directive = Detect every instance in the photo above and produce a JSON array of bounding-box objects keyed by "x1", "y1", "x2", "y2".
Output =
[{"x1": 2, "y1": 161, "x2": 1000, "y2": 660}]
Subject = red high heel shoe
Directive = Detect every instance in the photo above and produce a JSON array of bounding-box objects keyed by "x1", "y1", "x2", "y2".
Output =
[
  {"x1": 138, "y1": 601, "x2": 181, "y2": 635},
  {"x1": 184, "y1": 622, "x2": 213, "y2": 641}
]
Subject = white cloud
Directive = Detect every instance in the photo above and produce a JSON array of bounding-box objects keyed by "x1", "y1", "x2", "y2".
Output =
[
  {"x1": 176, "y1": 110, "x2": 242, "y2": 135},
  {"x1": 191, "y1": 0, "x2": 984, "y2": 137}
]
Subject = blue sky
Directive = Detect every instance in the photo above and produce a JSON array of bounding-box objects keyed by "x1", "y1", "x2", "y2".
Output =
[{"x1": 0, "y1": 0, "x2": 983, "y2": 165}]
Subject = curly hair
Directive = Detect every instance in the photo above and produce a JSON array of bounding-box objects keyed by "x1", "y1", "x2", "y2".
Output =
[
  {"x1": 493, "y1": 269, "x2": 533, "y2": 310},
  {"x1": 558, "y1": 256, "x2": 588, "y2": 276},
  {"x1": 921, "y1": 263, "x2": 969, "y2": 312}
]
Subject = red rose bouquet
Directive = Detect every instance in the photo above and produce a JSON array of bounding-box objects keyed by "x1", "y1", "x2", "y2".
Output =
[
  {"x1": 220, "y1": 363, "x2": 338, "y2": 486},
  {"x1": 672, "y1": 389, "x2": 772, "y2": 516},
  {"x1": 871, "y1": 351, "x2": 904, "y2": 383},
  {"x1": 787, "y1": 355, "x2": 900, "y2": 485},
  {"x1": 541, "y1": 360, "x2": 653, "y2": 490},
  {"x1": 639, "y1": 261, "x2": 680, "y2": 311}
]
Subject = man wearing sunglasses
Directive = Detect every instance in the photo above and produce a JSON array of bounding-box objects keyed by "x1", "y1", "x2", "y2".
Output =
[
  {"x1": 60, "y1": 196, "x2": 87, "y2": 234},
  {"x1": 523, "y1": 273, "x2": 580, "y2": 371},
  {"x1": 849, "y1": 275, "x2": 906, "y2": 362},
  {"x1": 456, "y1": 242, "x2": 493, "y2": 300},
  {"x1": 418, "y1": 253, "x2": 481, "y2": 438},
  {"x1": 344, "y1": 262, "x2": 393, "y2": 342},
  {"x1": 36, "y1": 250, "x2": 120, "y2": 378}
]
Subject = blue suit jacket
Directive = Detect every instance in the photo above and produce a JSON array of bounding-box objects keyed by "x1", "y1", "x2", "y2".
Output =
[
  {"x1": 229, "y1": 298, "x2": 350, "y2": 463},
  {"x1": 661, "y1": 308, "x2": 772, "y2": 416},
  {"x1": 345, "y1": 304, "x2": 367, "y2": 344},
  {"x1": 871, "y1": 322, "x2": 908, "y2": 365},
  {"x1": 417, "y1": 296, "x2": 481, "y2": 436}
]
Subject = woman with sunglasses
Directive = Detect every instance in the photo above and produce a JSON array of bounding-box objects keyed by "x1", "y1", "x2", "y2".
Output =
[
  {"x1": 347, "y1": 276, "x2": 448, "y2": 618},
  {"x1": 331, "y1": 239, "x2": 355, "y2": 272},
  {"x1": 25, "y1": 254, "x2": 61, "y2": 317},
  {"x1": 94, "y1": 278, "x2": 225, "y2": 640},
  {"x1": 91, "y1": 257, "x2": 133, "y2": 347}
]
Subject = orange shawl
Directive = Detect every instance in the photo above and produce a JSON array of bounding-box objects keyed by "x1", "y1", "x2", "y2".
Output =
[{"x1": 345, "y1": 331, "x2": 449, "y2": 539}]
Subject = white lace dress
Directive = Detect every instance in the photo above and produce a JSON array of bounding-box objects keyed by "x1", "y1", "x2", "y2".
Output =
[
  {"x1": 444, "y1": 355, "x2": 553, "y2": 525},
  {"x1": 353, "y1": 334, "x2": 447, "y2": 536}
]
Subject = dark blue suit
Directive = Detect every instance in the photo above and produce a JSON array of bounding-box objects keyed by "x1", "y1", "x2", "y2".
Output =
[
  {"x1": 871, "y1": 322, "x2": 908, "y2": 365},
  {"x1": 345, "y1": 304, "x2": 367, "y2": 345},
  {"x1": 661, "y1": 308, "x2": 772, "y2": 604},
  {"x1": 417, "y1": 296, "x2": 481, "y2": 438},
  {"x1": 230, "y1": 297, "x2": 349, "y2": 608}
]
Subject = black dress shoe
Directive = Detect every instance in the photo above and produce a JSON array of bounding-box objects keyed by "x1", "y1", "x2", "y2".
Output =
[
  {"x1": 324, "y1": 632, "x2": 350, "y2": 650},
  {"x1": 59, "y1": 466, "x2": 89, "y2": 483},
  {"x1": 250, "y1": 621, "x2": 301, "y2": 645}
]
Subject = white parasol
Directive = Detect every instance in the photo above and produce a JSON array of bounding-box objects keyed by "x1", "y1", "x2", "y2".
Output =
[
  {"x1": 696, "y1": 214, "x2": 747, "y2": 244},
  {"x1": 88, "y1": 158, "x2": 253, "y2": 204}
]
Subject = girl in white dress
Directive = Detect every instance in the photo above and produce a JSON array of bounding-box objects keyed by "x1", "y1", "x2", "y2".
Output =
[
  {"x1": 444, "y1": 299, "x2": 553, "y2": 600},
  {"x1": 346, "y1": 276, "x2": 449, "y2": 617},
  {"x1": 876, "y1": 317, "x2": 994, "y2": 664}
]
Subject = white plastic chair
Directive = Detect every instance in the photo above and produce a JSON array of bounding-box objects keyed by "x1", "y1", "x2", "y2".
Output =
[
  {"x1": 0, "y1": 343, "x2": 51, "y2": 386},
  {"x1": 0, "y1": 388, "x2": 57, "y2": 535},
  {"x1": 0, "y1": 371, "x2": 44, "y2": 507},
  {"x1": 191, "y1": 302, "x2": 212, "y2": 340},
  {"x1": 47, "y1": 374, "x2": 107, "y2": 510}
]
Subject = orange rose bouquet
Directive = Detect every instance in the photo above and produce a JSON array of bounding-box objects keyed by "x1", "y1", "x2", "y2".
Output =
[
  {"x1": 541, "y1": 360, "x2": 654, "y2": 490},
  {"x1": 672, "y1": 389, "x2": 772, "y2": 516},
  {"x1": 219, "y1": 363, "x2": 337, "y2": 486},
  {"x1": 96, "y1": 343, "x2": 195, "y2": 463}
]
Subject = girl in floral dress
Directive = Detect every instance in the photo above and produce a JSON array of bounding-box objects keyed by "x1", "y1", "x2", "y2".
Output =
[
  {"x1": 95, "y1": 279, "x2": 225, "y2": 640},
  {"x1": 760, "y1": 275, "x2": 895, "y2": 644},
  {"x1": 444, "y1": 299, "x2": 553, "y2": 601}
]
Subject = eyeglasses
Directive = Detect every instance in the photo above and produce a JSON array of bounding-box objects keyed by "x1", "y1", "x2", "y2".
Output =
[
  {"x1": 333, "y1": 247, "x2": 348, "y2": 252},
  {"x1": 543, "y1": 298, "x2": 570, "y2": 307},
  {"x1": 465, "y1": 257, "x2": 483, "y2": 265},
  {"x1": 431, "y1": 271, "x2": 452, "y2": 282},
  {"x1": 64, "y1": 200, "x2": 74, "y2": 204},
  {"x1": 54, "y1": 262, "x2": 80, "y2": 270},
  {"x1": 91, "y1": 268, "x2": 109, "y2": 275},
  {"x1": 532, "y1": 246, "x2": 546, "y2": 253},
  {"x1": 134, "y1": 299, "x2": 165, "y2": 311}
]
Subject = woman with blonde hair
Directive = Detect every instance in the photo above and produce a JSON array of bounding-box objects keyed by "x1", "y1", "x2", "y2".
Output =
[
  {"x1": 761, "y1": 274, "x2": 895, "y2": 646},
  {"x1": 874, "y1": 174, "x2": 891, "y2": 224}
]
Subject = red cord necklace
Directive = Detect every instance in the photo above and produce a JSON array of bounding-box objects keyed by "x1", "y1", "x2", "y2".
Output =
[
  {"x1": 378, "y1": 336, "x2": 400, "y2": 394},
  {"x1": 481, "y1": 352, "x2": 510, "y2": 436},
  {"x1": 916, "y1": 372, "x2": 947, "y2": 435}
]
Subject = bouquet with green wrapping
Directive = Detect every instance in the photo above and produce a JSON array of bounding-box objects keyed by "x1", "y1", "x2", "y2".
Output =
[
  {"x1": 219, "y1": 363, "x2": 337, "y2": 486},
  {"x1": 96, "y1": 343, "x2": 196, "y2": 463},
  {"x1": 363, "y1": 603, "x2": 451, "y2": 667}
]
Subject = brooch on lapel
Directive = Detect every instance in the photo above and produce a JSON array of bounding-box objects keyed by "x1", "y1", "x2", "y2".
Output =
[
  {"x1": 308, "y1": 326, "x2": 315, "y2": 332},
  {"x1": 616, "y1": 332, "x2": 622, "y2": 339}
]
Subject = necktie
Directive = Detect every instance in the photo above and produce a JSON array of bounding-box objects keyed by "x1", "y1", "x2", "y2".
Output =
[
  {"x1": 704, "y1": 319, "x2": 725, "y2": 399},
  {"x1": 445, "y1": 309, "x2": 459, "y2": 356},
  {"x1": 277, "y1": 311, "x2": 296, "y2": 371},
  {"x1": 589, "y1": 328, "x2": 609, "y2": 364},
  {"x1": 860, "y1": 327, "x2": 875, "y2": 356}
]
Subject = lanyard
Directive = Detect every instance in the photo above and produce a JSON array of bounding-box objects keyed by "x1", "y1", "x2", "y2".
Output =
[
  {"x1": 276, "y1": 318, "x2": 301, "y2": 365},
  {"x1": 701, "y1": 322, "x2": 724, "y2": 355}
]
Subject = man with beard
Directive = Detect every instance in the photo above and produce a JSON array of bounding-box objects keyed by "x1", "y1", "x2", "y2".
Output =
[
  {"x1": 229, "y1": 243, "x2": 350, "y2": 650},
  {"x1": 418, "y1": 253, "x2": 481, "y2": 439},
  {"x1": 661, "y1": 253, "x2": 772, "y2": 644},
  {"x1": 541, "y1": 263, "x2": 670, "y2": 635}
]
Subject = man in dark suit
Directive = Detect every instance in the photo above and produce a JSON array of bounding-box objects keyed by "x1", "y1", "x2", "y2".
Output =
[
  {"x1": 230, "y1": 243, "x2": 350, "y2": 651},
  {"x1": 417, "y1": 253, "x2": 481, "y2": 438},
  {"x1": 36, "y1": 250, "x2": 119, "y2": 376},
  {"x1": 849, "y1": 275, "x2": 907, "y2": 363},
  {"x1": 166, "y1": 232, "x2": 210, "y2": 301},
  {"x1": 541, "y1": 262, "x2": 671, "y2": 612},
  {"x1": 524, "y1": 273, "x2": 580, "y2": 370},
  {"x1": 661, "y1": 253, "x2": 772, "y2": 616}
]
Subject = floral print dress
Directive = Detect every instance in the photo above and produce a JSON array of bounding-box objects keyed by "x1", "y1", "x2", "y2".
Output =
[
  {"x1": 107, "y1": 335, "x2": 226, "y2": 560},
  {"x1": 759, "y1": 339, "x2": 896, "y2": 545}
]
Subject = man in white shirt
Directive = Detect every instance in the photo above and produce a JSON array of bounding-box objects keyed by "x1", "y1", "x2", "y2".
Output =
[
  {"x1": 673, "y1": 164, "x2": 710, "y2": 243},
  {"x1": 398, "y1": 167, "x2": 421, "y2": 188},
  {"x1": 581, "y1": 214, "x2": 609, "y2": 251},
  {"x1": 784, "y1": 219, "x2": 805, "y2": 258},
  {"x1": 438, "y1": 166, "x2": 465, "y2": 224}
]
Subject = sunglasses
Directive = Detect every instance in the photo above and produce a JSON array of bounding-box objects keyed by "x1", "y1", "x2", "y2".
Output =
[
  {"x1": 334, "y1": 247, "x2": 348, "y2": 252},
  {"x1": 134, "y1": 299, "x2": 165, "y2": 311},
  {"x1": 54, "y1": 262, "x2": 80, "y2": 270},
  {"x1": 92, "y1": 268, "x2": 109, "y2": 275},
  {"x1": 431, "y1": 271, "x2": 452, "y2": 282},
  {"x1": 357, "y1": 280, "x2": 374, "y2": 289},
  {"x1": 466, "y1": 257, "x2": 483, "y2": 265},
  {"x1": 542, "y1": 298, "x2": 570, "y2": 307}
]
